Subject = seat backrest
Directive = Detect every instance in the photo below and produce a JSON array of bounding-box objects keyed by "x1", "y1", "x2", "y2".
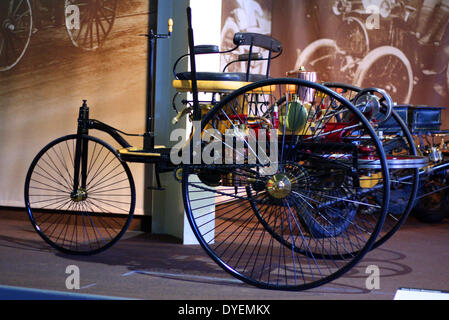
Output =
[
  {"x1": 226, "y1": 32, "x2": 283, "y2": 80},
  {"x1": 173, "y1": 31, "x2": 283, "y2": 82},
  {"x1": 233, "y1": 32, "x2": 282, "y2": 53},
  {"x1": 173, "y1": 8, "x2": 282, "y2": 123}
]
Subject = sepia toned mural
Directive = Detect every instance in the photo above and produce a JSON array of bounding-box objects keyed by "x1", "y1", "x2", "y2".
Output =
[
  {"x1": 270, "y1": 0, "x2": 449, "y2": 116},
  {"x1": 0, "y1": 0, "x2": 151, "y2": 212},
  {"x1": 2, "y1": 0, "x2": 449, "y2": 211},
  {"x1": 0, "y1": 0, "x2": 150, "y2": 72},
  {"x1": 220, "y1": 0, "x2": 272, "y2": 74},
  {"x1": 220, "y1": 0, "x2": 449, "y2": 115}
]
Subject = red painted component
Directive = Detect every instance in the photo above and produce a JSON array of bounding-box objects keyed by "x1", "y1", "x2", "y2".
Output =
[
  {"x1": 322, "y1": 122, "x2": 348, "y2": 142},
  {"x1": 273, "y1": 105, "x2": 279, "y2": 129}
]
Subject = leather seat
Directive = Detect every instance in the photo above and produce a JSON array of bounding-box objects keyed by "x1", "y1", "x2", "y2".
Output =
[{"x1": 175, "y1": 71, "x2": 268, "y2": 82}]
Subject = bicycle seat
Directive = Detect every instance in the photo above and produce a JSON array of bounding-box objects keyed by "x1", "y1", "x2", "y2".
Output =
[{"x1": 173, "y1": 32, "x2": 282, "y2": 93}]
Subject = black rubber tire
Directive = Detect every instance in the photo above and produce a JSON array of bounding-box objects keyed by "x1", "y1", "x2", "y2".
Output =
[
  {"x1": 323, "y1": 82, "x2": 420, "y2": 250},
  {"x1": 24, "y1": 134, "x2": 135, "y2": 255},
  {"x1": 182, "y1": 78, "x2": 390, "y2": 290}
]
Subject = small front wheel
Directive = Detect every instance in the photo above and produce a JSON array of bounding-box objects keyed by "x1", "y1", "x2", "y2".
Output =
[{"x1": 24, "y1": 134, "x2": 136, "y2": 255}]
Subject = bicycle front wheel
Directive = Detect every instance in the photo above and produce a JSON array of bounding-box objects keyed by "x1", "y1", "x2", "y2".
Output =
[{"x1": 24, "y1": 134, "x2": 135, "y2": 255}]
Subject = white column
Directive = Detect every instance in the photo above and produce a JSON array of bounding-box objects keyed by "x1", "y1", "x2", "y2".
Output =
[{"x1": 151, "y1": 0, "x2": 222, "y2": 244}]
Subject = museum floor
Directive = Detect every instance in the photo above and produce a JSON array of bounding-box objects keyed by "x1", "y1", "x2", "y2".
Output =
[{"x1": 0, "y1": 208, "x2": 448, "y2": 300}]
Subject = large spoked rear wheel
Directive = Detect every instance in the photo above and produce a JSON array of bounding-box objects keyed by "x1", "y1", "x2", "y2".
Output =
[
  {"x1": 182, "y1": 78, "x2": 390, "y2": 290},
  {"x1": 25, "y1": 134, "x2": 135, "y2": 255},
  {"x1": 324, "y1": 82, "x2": 421, "y2": 251}
]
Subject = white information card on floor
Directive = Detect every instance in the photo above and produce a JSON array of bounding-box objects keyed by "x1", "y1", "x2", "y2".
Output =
[{"x1": 394, "y1": 288, "x2": 449, "y2": 300}]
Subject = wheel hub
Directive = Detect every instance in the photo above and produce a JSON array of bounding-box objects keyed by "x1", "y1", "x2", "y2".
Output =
[
  {"x1": 2, "y1": 19, "x2": 15, "y2": 32},
  {"x1": 71, "y1": 189, "x2": 88, "y2": 202},
  {"x1": 266, "y1": 174, "x2": 292, "y2": 199}
]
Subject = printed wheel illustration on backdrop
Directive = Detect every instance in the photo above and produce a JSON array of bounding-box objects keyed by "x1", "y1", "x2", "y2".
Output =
[
  {"x1": 0, "y1": 0, "x2": 118, "y2": 72},
  {"x1": 295, "y1": 39, "x2": 414, "y2": 105},
  {"x1": 0, "y1": 0, "x2": 33, "y2": 71},
  {"x1": 65, "y1": 0, "x2": 118, "y2": 51}
]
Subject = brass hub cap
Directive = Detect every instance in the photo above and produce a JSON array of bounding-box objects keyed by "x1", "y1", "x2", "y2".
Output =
[
  {"x1": 266, "y1": 174, "x2": 292, "y2": 199},
  {"x1": 71, "y1": 189, "x2": 88, "y2": 202}
]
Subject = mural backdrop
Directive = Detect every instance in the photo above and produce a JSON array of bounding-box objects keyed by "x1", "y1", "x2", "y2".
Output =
[
  {"x1": 2, "y1": 0, "x2": 449, "y2": 210},
  {"x1": 272, "y1": 0, "x2": 449, "y2": 119},
  {"x1": 0, "y1": 0, "x2": 151, "y2": 212},
  {"x1": 221, "y1": 0, "x2": 449, "y2": 122},
  {"x1": 220, "y1": 0, "x2": 272, "y2": 74}
]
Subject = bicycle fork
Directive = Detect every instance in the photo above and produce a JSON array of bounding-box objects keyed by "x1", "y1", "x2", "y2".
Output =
[{"x1": 71, "y1": 100, "x2": 90, "y2": 202}]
